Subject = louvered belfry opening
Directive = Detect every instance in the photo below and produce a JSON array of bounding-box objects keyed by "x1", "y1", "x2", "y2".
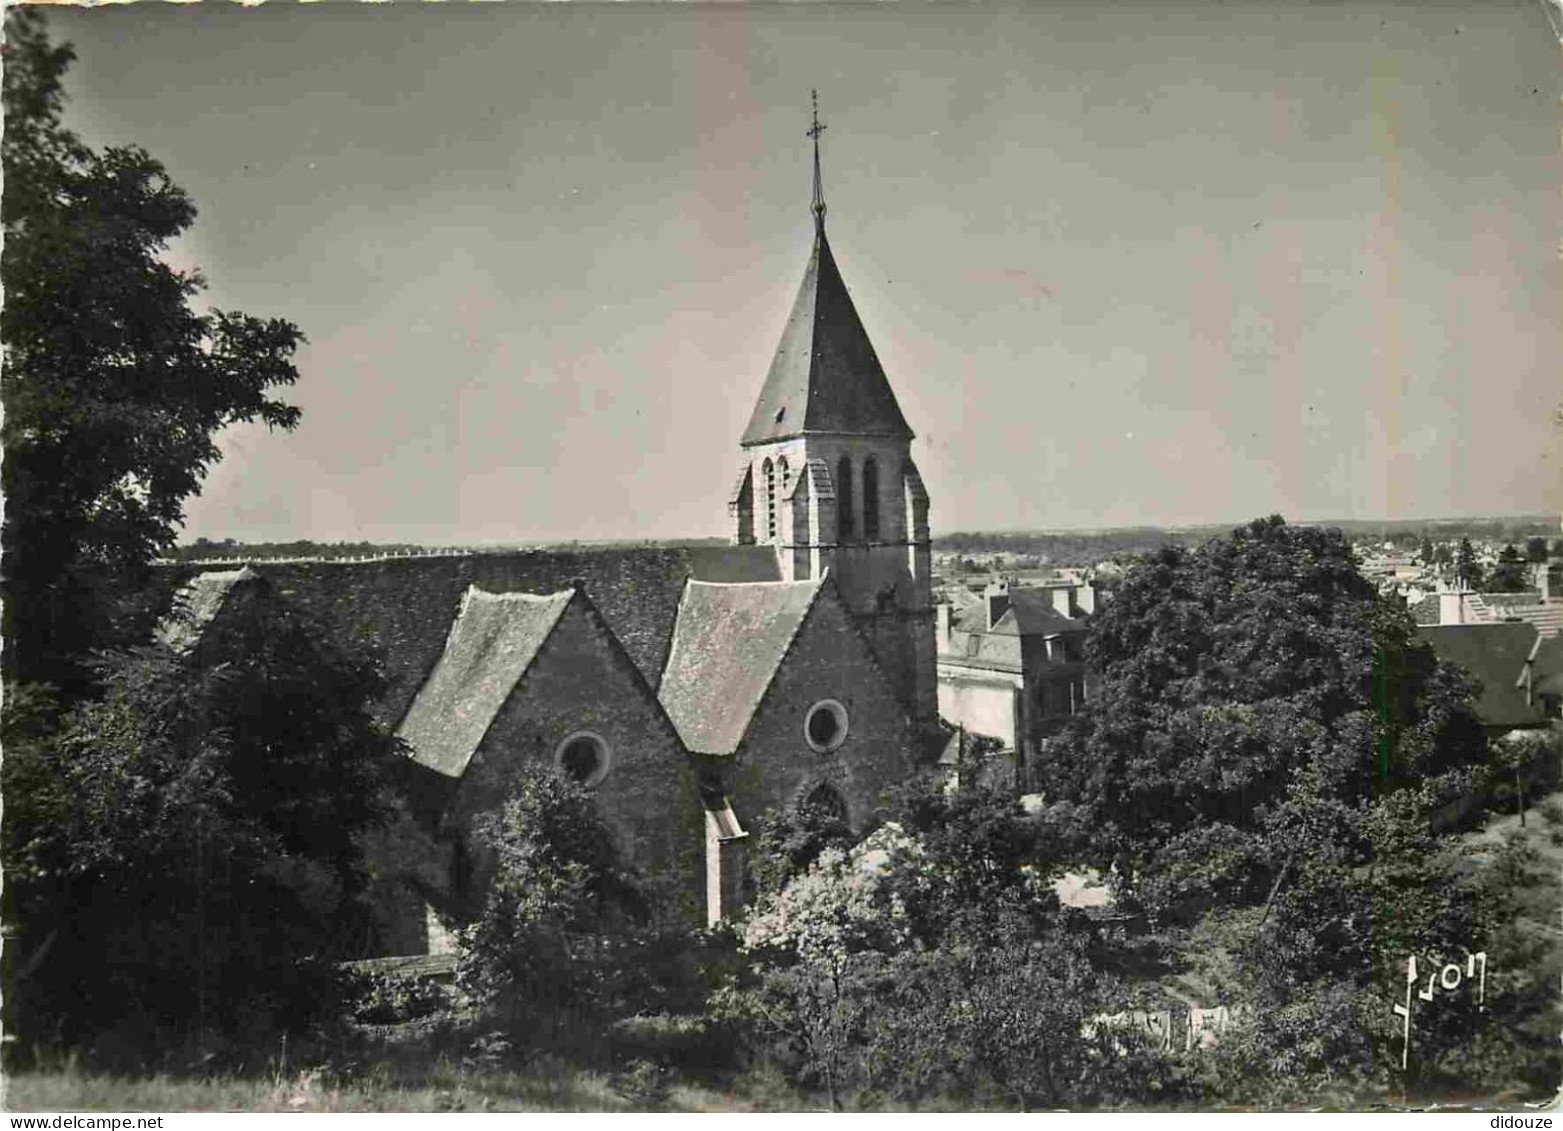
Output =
[
  {"x1": 763, "y1": 457, "x2": 777, "y2": 541},
  {"x1": 838, "y1": 456, "x2": 854, "y2": 540},
  {"x1": 862, "y1": 456, "x2": 880, "y2": 541}
]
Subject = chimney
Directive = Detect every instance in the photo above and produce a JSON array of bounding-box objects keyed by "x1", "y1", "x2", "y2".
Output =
[
  {"x1": 1076, "y1": 581, "x2": 1096, "y2": 615},
  {"x1": 936, "y1": 603, "x2": 951, "y2": 647},
  {"x1": 1439, "y1": 587, "x2": 1467, "y2": 625},
  {"x1": 1051, "y1": 587, "x2": 1074, "y2": 618},
  {"x1": 985, "y1": 580, "x2": 1010, "y2": 630},
  {"x1": 1536, "y1": 562, "x2": 1560, "y2": 602}
]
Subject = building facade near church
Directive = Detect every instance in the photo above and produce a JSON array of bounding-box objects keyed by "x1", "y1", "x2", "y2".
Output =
[
  {"x1": 167, "y1": 103, "x2": 941, "y2": 950},
  {"x1": 933, "y1": 578, "x2": 1096, "y2": 791}
]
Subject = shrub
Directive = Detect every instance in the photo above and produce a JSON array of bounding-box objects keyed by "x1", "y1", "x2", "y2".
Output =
[{"x1": 345, "y1": 969, "x2": 452, "y2": 1025}]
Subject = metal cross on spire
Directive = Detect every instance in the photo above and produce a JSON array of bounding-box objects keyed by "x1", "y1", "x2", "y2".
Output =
[{"x1": 807, "y1": 89, "x2": 827, "y2": 229}]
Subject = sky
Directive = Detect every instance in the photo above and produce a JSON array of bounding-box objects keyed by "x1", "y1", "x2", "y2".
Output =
[{"x1": 39, "y1": 0, "x2": 1563, "y2": 543}]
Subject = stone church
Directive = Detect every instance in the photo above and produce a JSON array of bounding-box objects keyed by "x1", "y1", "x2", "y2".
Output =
[{"x1": 173, "y1": 114, "x2": 939, "y2": 951}]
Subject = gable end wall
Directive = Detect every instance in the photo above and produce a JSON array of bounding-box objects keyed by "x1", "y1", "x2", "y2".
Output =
[{"x1": 729, "y1": 587, "x2": 920, "y2": 830}]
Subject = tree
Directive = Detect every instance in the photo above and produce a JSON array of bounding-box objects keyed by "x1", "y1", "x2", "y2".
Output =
[
  {"x1": 453, "y1": 765, "x2": 651, "y2": 1042},
  {"x1": 746, "y1": 796, "x2": 854, "y2": 901},
  {"x1": 723, "y1": 781, "x2": 1182, "y2": 1109},
  {"x1": 2, "y1": 9, "x2": 303, "y2": 690},
  {"x1": 1044, "y1": 517, "x2": 1557, "y2": 1099},
  {"x1": 885, "y1": 777, "x2": 1060, "y2": 944},
  {"x1": 6, "y1": 576, "x2": 402, "y2": 1053},
  {"x1": 1456, "y1": 539, "x2": 1484, "y2": 591},
  {"x1": 1524, "y1": 537, "x2": 1549, "y2": 564},
  {"x1": 1420, "y1": 537, "x2": 1436, "y2": 565},
  {"x1": 1488, "y1": 731, "x2": 1554, "y2": 828},
  {"x1": 721, "y1": 831, "x2": 913, "y2": 1110},
  {"x1": 866, "y1": 923, "x2": 1178, "y2": 1109},
  {"x1": 1489, "y1": 544, "x2": 1531, "y2": 594},
  {"x1": 1050, "y1": 518, "x2": 1486, "y2": 900}
]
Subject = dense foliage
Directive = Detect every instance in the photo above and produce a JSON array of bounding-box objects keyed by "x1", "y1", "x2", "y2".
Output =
[
  {"x1": 1456, "y1": 538, "x2": 1484, "y2": 591},
  {"x1": 6, "y1": 579, "x2": 402, "y2": 1053},
  {"x1": 745, "y1": 797, "x2": 855, "y2": 901},
  {"x1": 1, "y1": 9, "x2": 303, "y2": 690},
  {"x1": 454, "y1": 766, "x2": 711, "y2": 1053},
  {"x1": 1046, "y1": 516, "x2": 1555, "y2": 1100},
  {"x1": 1050, "y1": 516, "x2": 1487, "y2": 903},
  {"x1": 0, "y1": 13, "x2": 399, "y2": 1066},
  {"x1": 1488, "y1": 544, "x2": 1532, "y2": 593},
  {"x1": 717, "y1": 783, "x2": 1182, "y2": 1109}
]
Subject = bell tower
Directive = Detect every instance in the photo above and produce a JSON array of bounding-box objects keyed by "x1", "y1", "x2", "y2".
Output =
[{"x1": 727, "y1": 92, "x2": 937, "y2": 732}]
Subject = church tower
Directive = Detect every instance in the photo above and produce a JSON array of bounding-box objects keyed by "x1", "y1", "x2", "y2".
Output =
[{"x1": 727, "y1": 93, "x2": 937, "y2": 732}]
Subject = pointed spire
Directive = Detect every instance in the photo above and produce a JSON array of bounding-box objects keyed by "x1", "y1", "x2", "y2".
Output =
[
  {"x1": 808, "y1": 89, "x2": 827, "y2": 230},
  {"x1": 740, "y1": 228, "x2": 913, "y2": 446},
  {"x1": 740, "y1": 93, "x2": 912, "y2": 447}
]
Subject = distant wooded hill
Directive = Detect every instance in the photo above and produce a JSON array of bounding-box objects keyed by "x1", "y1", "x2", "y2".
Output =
[
  {"x1": 933, "y1": 516, "x2": 1560, "y2": 566},
  {"x1": 164, "y1": 537, "x2": 732, "y2": 562},
  {"x1": 170, "y1": 518, "x2": 1556, "y2": 567}
]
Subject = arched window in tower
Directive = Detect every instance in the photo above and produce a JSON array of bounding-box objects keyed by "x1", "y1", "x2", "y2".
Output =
[
  {"x1": 862, "y1": 456, "x2": 880, "y2": 541},
  {"x1": 763, "y1": 458, "x2": 777, "y2": 541},
  {"x1": 837, "y1": 456, "x2": 854, "y2": 540},
  {"x1": 778, "y1": 456, "x2": 790, "y2": 498}
]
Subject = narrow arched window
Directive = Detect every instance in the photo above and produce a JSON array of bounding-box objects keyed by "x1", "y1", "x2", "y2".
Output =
[
  {"x1": 862, "y1": 456, "x2": 880, "y2": 541},
  {"x1": 837, "y1": 456, "x2": 854, "y2": 540},
  {"x1": 778, "y1": 456, "x2": 790, "y2": 497},
  {"x1": 763, "y1": 458, "x2": 776, "y2": 541}
]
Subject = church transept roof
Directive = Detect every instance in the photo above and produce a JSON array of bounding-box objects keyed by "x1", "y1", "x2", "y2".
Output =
[
  {"x1": 397, "y1": 586, "x2": 575, "y2": 778},
  {"x1": 658, "y1": 575, "x2": 826, "y2": 755}
]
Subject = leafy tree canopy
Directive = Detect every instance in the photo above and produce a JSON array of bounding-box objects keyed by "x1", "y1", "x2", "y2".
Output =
[
  {"x1": 1456, "y1": 538, "x2": 1484, "y2": 592},
  {"x1": 1049, "y1": 516, "x2": 1487, "y2": 909},
  {"x1": 5, "y1": 575, "x2": 402, "y2": 1051},
  {"x1": 1488, "y1": 544, "x2": 1531, "y2": 594},
  {"x1": 453, "y1": 765, "x2": 673, "y2": 1040},
  {"x1": 1041, "y1": 518, "x2": 1554, "y2": 1099},
  {"x1": 1, "y1": 9, "x2": 303, "y2": 687}
]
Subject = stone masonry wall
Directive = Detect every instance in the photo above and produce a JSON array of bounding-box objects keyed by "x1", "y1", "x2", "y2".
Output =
[
  {"x1": 445, "y1": 596, "x2": 696, "y2": 900},
  {"x1": 727, "y1": 586, "x2": 922, "y2": 832}
]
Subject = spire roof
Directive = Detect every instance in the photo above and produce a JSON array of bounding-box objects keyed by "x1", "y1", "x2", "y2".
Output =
[
  {"x1": 740, "y1": 226, "x2": 914, "y2": 446},
  {"x1": 741, "y1": 94, "x2": 913, "y2": 447}
]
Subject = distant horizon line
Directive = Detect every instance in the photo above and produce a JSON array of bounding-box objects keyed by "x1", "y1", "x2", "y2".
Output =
[{"x1": 174, "y1": 512, "x2": 1561, "y2": 551}]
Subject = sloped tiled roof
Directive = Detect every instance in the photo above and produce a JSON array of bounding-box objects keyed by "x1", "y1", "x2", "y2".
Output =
[
  {"x1": 1528, "y1": 633, "x2": 1563, "y2": 696},
  {"x1": 658, "y1": 576, "x2": 825, "y2": 755},
  {"x1": 207, "y1": 545, "x2": 783, "y2": 727},
  {"x1": 397, "y1": 587, "x2": 574, "y2": 778},
  {"x1": 727, "y1": 464, "x2": 753, "y2": 505},
  {"x1": 157, "y1": 566, "x2": 259, "y2": 652},
  {"x1": 1417, "y1": 623, "x2": 1544, "y2": 728},
  {"x1": 740, "y1": 227, "x2": 913, "y2": 446},
  {"x1": 991, "y1": 588, "x2": 1090, "y2": 638}
]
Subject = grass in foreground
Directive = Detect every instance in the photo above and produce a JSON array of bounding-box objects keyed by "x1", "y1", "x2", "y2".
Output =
[{"x1": 3, "y1": 1060, "x2": 805, "y2": 1113}]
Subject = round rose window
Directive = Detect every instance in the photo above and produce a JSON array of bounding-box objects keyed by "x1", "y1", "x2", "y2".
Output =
[
  {"x1": 803, "y1": 699, "x2": 849, "y2": 753},
  {"x1": 553, "y1": 731, "x2": 612, "y2": 787}
]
